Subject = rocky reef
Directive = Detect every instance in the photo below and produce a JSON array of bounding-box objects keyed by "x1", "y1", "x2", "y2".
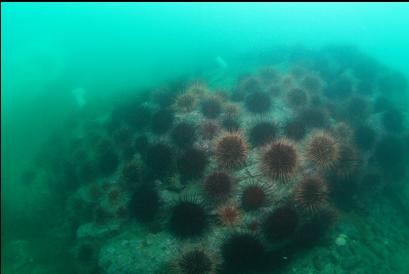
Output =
[{"x1": 8, "y1": 45, "x2": 409, "y2": 274}]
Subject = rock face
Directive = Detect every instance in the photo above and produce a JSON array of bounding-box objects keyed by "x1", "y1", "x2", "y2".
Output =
[
  {"x1": 98, "y1": 231, "x2": 179, "y2": 274},
  {"x1": 6, "y1": 44, "x2": 409, "y2": 274},
  {"x1": 401, "y1": 185, "x2": 409, "y2": 215},
  {"x1": 77, "y1": 222, "x2": 121, "y2": 239}
]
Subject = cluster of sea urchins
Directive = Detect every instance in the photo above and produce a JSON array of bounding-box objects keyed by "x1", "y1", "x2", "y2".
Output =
[{"x1": 60, "y1": 46, "x2": 407, "y2": 273}]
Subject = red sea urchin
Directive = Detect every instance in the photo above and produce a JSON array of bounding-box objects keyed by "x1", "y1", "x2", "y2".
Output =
[
  {"x1": 217, "y1": 202, "x2": 241, "y2": 227},
  {"x1": 306, "y1": 131, "x2": 339, "y2": 169},
  {"x1": 260, "y1": 139, "x2": 299, "y2": 181},
  {"x1": 294, "y1": 176, "x2": 329, "y2": 213},
  {"x1": 215, "y1": 133, "x2": 248, "y2": 169}
]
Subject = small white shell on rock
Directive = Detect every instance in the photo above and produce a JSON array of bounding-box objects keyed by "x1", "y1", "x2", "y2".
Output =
[{"x1": 335, "y1": 234, "x2": 348, "y2": 246}]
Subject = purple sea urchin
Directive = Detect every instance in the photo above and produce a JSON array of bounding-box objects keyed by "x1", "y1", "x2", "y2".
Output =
[
  {"x1": 151, "y1": 108, "x2": 175, "y2": 134},
  {"x1": 284, "y1": 119, "x2": 307, "y2": 141},
  {"x1": 129, "y1": 183, "x2": 160, "y2": 222},
  {"x1": 333, "y1": 144, "x2": 361, "y2": 178},
  {"x1": 144, "y1": 143, "x2": 174, "y2": 176},
  {"x1": 177, "y1": 148, "x2": 208, "y2": 180},
  {"x1": 221, "y1": 117, "x2": 241, "y2": 132},
  {"x1": 286, "y1": 87, "x2": 308, "y2": 109},
  {"x1": 249, "y1": 121, "x2": 277, "y2": 147},
  {"x1": 171, "y1": 122, "x2": 197, "y2": 148},
  {"x1": 221, "y1": 233, "x2": 266, "y2": 271},
  {"x1": 262, "y1": 206, "x2": 299, "y2": 241},
  {"x1": 201, "y1": 95, "x2": 223, "y2": 119},
  {"x1": 244, "y1": 91, "x2": 272, "y2": 114},
  {"x1": 204, "y1": 171, "x2": 234, "y2": 201},
  {"x1": 173, "y1": 246, "x2": 220, "y2": 274},
  {"x1": 169, "y1": 197, "x2": 209, "y2": 238},
  {"x1": 298, "y1": 107, "x2": 329, "y2": 129}
]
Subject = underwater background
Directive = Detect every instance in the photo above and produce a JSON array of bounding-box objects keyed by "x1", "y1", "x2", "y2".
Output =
[{"x1": 2, "y1": 3, "x2": 409, "y2": 274}]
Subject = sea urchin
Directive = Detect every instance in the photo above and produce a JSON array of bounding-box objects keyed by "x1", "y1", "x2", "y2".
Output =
[
  {"x1": 215, "y1": 133, "x2": 248, "y2": 169},
  {"x1": 204, "y1": 171, "x2": 234, "y2": 201},
  {"x1": 221, "y1": 233, "x2": 265, "y2": 271},
  {"x1": 240, "y1": 182, "x2": 270, "y2": 211},
  {"x1": 169, "y1": 198, "x2": 209, "y2": 238},
  {"x1": 294, "y1": 176, "x2": 329, "y2": 213},
  {"x1": 306, "y1": 131, "x2": 339, "y2": 169},
  {"x1": 260, "y1": 139, "x2": 299, "y2": 181},
  {"x1": 174, "y1": 247, "x2": 220, "y2": 274}
]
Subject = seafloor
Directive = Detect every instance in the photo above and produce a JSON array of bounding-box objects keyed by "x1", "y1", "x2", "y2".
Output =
[{"x1": 2, "y1": 45, "x2": 409, "y2": 274}]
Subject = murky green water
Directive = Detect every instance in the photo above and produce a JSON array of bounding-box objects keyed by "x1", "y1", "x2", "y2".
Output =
[{"x1": 2, "y1": 3, "x2": 409, "y2": 274}]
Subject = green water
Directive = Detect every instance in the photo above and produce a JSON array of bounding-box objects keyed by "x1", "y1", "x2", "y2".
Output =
[{"x1": 2, "y1": 3, "x2": 409, "y2": 274}]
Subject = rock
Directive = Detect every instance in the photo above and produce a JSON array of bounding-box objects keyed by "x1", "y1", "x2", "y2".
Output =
[
  {"x1": 98, "y1": 231, "x2": 179, "y2": 274},
  {"x1": 341, "y1": 257, "x2": 362, "y2": 271},
  {"x1": 313, "y1": 255, "x2": 323, "y2": 271},
  {"x1": 77, "y1": 221, "x2": 120, "y2": 239},
  {"x1": 336, "y1": 221, "x2": 360, "y2": 241},
  {"x1": 327, "y1": 251, "x2": 338, "y2": 265},
  {"x1": 365, "y1": 241, "x2": 385, "y2": 259}
]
